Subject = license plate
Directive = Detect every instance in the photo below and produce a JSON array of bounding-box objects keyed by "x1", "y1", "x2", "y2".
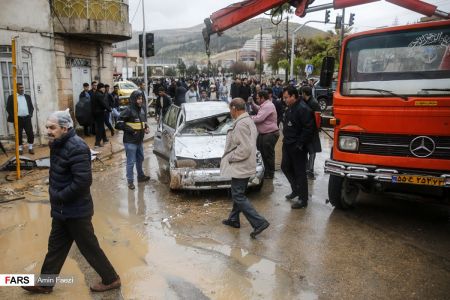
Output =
[{"x1": 392, "y1": 175, "x2": 445, "y2": 187}]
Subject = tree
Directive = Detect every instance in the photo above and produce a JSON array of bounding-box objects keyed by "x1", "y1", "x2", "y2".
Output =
[
  {"x1": 186, "y1": 64, "x2": 199, "y2": 77},
  {"x1": 177, "y1": 60, "x2": 186, "y2": 76},
  {"x1": 229, "y1": 62, "x2": 254, "y2": 76},
  {"x1": 165, "y1": 67, "x2": 177, "y2": 77}
]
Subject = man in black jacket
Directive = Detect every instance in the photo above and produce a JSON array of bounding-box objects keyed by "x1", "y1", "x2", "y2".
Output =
[
  {"x1": 92, "y1": 83, "x2": 111, "y2": 147},
  {"x1": 6, "y1": 83, "x2": 35, "y2": 154},
  {"x1": 155, "y1": 87, "x2": 172, "y2": 122},
  {"x1": 22, "y1": 110, "x2": 120, "y2": 294},
  {"x1": 301, "y1": 85, "x2": 322, "y2": 180},
  {"x1": 116, "y1": 91, "x2": 150, "y2": 190},
  {"x1": 281, "y1": 86, "x2": 314, "y2": 209}
]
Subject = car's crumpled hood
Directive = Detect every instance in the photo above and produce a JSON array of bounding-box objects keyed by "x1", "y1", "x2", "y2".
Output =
[{"x1": 174, "y1": 135, "x2": 226, "y2": 159}]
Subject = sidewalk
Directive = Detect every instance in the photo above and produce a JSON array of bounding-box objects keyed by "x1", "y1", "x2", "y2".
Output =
[{"x1": 0, "y1": 119, "x2": 157, "y2": 167}]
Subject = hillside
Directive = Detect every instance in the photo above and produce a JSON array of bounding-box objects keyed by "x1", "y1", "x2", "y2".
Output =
[{"x1": 115, "y1": 18, "x2": 326, "y2": 63}]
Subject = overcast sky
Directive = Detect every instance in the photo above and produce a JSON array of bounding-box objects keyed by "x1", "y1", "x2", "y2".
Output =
[{"x1": 129, "y1": 0, "x2": 450, "y2": 33}]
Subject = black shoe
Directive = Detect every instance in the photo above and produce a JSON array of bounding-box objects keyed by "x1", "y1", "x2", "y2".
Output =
[
  {"x1": 103, "y1": 138, "x2": 109, "y2": 143},
  {"x1": 19, "y1": 149, "x2": 23, "y2": 155},
  {"x1": 29, "y1": 148, "x2": 34, "y2": 155},
  {"x1": 137, "y1": 175, "x2": 150, "y2": 182},
  {"x1": 291, "y1": 199, "x2": 308, "y2": 209},
  {"x1": 111, "y1": 130, "x2": 115, "y2": 136},
  {"x1": 22, "y1": 286, "x2": 53, "y2": 294},
  {"x1": 307, "y1": 171, "x2": 315, "y2": 180},
  {"x1": 264, "y1": 174, "x2": 274, "y2": 179},
  {"x1": 285, "y1": 192, "x2": 298, "y2": 200},
  {"x1": 128, "y1": 183, "x2": 135, "y2": 190},
  {"x1": 250, "y1": 221, "x2": 270, "y2": 239},
  {"x1": 222, "y1": 219, "x2": 240, "y2": 228}
]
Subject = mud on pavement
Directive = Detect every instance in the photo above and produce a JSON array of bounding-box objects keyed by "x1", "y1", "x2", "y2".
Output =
[{"x1": 1, "y1": 136, "x2": 450, "y2": 300}]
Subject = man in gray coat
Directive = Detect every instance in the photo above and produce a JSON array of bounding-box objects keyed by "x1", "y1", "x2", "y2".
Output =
[{"x1": 220, "y1": 98, "x2": 270, "y2": 239}]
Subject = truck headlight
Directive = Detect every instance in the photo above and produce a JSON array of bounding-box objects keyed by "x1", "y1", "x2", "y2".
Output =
[{"x1": 339, "y1": 136, "x2": 359, "y2": 152}]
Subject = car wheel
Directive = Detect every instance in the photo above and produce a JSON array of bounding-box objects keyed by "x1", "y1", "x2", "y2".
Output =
[
  {"x1": 328, "y1": 175, "x2": 358, "y2": 209},
  {"x1": 318, "y1": 98, "x2": 327, "y2": 111}
]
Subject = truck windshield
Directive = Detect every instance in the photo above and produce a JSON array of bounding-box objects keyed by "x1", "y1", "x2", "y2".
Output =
[{"x1": 341, "y1": 24, "x2": 450, "y2": 97}]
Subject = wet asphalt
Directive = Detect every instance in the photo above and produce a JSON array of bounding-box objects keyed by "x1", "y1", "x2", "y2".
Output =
[{"x1": 0, "y1": 132, "x2": 449, "y2": 300}]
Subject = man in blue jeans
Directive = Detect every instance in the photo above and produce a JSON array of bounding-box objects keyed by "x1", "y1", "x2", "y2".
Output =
[{"x1": 116, "y1": 90, "x2": 150, "y2": 189}]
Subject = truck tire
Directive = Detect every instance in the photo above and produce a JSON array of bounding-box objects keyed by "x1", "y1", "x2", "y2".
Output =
[
  {"x1": 328, "y1": 175, "x2": 358, "y2": 209},
  {"x1": 318, "y1": 97, "x2": 328, "y2": 111}
]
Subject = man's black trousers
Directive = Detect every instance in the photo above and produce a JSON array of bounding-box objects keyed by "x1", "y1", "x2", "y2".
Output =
[
  {"x1": 281, "y1": 143, "x2": 308, "y2": 201},
  {"x1": 17, "y1": 116, "x2": 34, "y2": 145},
  {"x1": 40, "y1": 217, "x2": 118, "y2": 285},
  {"x1": 94, "y1": 115, "x2": 107, "y2": 144},
  {"x1": 256, "y1": 131, "x2": 279, "y2": 177}
]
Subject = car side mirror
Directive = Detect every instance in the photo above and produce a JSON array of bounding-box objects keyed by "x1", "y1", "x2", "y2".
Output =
[{"x1": 320, "y1": 56, "x2": 335, "y2": 88}]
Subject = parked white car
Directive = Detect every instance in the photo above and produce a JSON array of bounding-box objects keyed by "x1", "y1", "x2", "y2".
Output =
[{"x1": 153, "y1": 102, "x2": 265, "y2": 190}]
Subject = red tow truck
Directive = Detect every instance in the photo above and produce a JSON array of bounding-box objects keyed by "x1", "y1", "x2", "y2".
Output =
[{"x1": 203, "y1": 0, "x2": 450, "y2": 208}]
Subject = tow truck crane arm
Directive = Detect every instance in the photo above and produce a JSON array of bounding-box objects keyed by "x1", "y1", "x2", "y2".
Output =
[{"x1": 203, "y1": 0, "x2": 449, "y2": 53}]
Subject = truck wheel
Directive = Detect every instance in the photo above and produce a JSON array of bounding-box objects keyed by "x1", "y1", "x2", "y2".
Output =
[
  {"x1": 328, "y1": 175, "x2": 359, "y2": 209},
  {"x1": 318, "y1": 98, "x2": 327, "y2": 111}
]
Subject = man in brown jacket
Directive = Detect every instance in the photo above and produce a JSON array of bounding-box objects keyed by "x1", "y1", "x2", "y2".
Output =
[{"x1": 220, "y1": 98, "x2": 270, "y2": 239}]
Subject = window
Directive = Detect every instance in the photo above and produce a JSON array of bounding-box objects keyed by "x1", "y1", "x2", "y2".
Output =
[
  {"x1": 163, "y1": 105, "x2": 180, "y2": 128},
  {"x1": 341, "y1": 25, "x2": 450, "y2": 97}
]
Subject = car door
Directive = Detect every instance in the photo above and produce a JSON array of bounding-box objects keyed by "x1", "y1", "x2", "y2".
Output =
[{"x1": 153, "y1": 105, "x2": 180, "y2": 161}]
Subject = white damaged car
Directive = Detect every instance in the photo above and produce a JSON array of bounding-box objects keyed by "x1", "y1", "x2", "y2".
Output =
[{"x1": 153, "y1": 102, "x2": 265, "y2": 190}]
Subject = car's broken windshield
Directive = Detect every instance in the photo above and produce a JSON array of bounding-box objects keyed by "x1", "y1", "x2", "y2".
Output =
[{"x1": 181, "y1": 114, "x2": 233, "y2": 135}]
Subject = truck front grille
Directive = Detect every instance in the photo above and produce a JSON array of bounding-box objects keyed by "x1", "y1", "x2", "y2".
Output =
[{"x1": 339, "y1": 132, "x2": 450, "y2": 160}]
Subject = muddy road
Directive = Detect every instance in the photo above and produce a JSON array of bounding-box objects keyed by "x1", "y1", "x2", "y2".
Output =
[{"x1": 1, "y1": 134, "x2": 449, "y2": 299}]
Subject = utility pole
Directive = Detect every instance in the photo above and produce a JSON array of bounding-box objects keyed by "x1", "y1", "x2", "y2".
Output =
[
  {"x1": 11, "y1": 37, "x2": 20, "y2": 179},
  {"x1": 259, "y1": 26, "x2": 263, "y2": 82},
  {"x1": 142, "y1": 0, "x2": 147, "y2": 85},
  {"x1": 339, "y1": 8, "x2": 346, "y2": 57},
  {"x1": 125, "y1": 40, "x2": 128, "y2": 79},
  {"x1": 285, "y1": 16, "x2": 289, "y2": 83}
]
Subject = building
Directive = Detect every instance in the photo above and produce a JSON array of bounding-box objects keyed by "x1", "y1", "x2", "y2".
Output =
[
  {"x1": 0, "y1": 0, "x2": 131, "y2": 142},
  {"x1": 242, "y1": 34, "x2": 274, "y2": 60}
]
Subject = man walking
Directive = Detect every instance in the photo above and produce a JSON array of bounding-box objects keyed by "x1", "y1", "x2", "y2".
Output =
[
  {"x1": 281, "y1": 86, "x2": 314, "y2": 209},
  {"x1": 22, "y1": 110, "x2": 120, "y2": 294},
  {"x1": 6, "y1": 83, "x2": 35, "y2": 154},
  {"x1": 301, "y1": 85, "x2": 322, "y2": 180},
  {"x1": 78, "y1": 83, "x2": 93, "y2": 137},
  {"x1": 250, "y1": 90, "x2": 279, "y2": 179},
  {"x1": 116, "y1": 91, "x2": 150, "y2": 190},
  {"x1": 220, "y1": 98, "x2": 270, "y2": 239}
]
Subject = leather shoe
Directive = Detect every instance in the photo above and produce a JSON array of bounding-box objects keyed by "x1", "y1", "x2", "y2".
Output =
[
  {"x1": 21, "y1": 286, "x2": 53, "y2": 294},
  {"x1": 285, "y1": 192, "x2": 298, "y2": 200},
  {"x1": 90, "y1": 277, "x2": 121, "y2": 292},
  {"x1": 29, "y1": 148, "x2": 35, "y2": 155},
  {"x1": 137, "y1": 175, "x2": 151, "y2": 182},
  {"x1": 291, "y1": 199, "x2": 308, "y2": 209},
  {"x1": 250, "y1": 220, "x2": 270, "y2": 239},
  {"x1": 222, "y1": 219, "x2": 240, "y2": 228},
  {"x1": 128, "y1": 183, "x2": 135, "y2": 190},
  {"x1": 19, "y1": 149, "x2": 23, "y2": 155}
]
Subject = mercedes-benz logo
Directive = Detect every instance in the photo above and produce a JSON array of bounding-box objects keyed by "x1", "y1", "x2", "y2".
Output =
[{"x1": 409, "y1": 136, "x2": 435, "y2": 158}]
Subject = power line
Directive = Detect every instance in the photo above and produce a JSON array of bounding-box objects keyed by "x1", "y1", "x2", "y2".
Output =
[{"x1": 131, "y1": 0, "x2": 142, "y2": 23}]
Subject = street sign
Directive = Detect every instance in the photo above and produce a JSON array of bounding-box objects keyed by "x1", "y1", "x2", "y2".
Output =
[{"x1": 305, "y1": 64, "x2": 314, "y2": 75}]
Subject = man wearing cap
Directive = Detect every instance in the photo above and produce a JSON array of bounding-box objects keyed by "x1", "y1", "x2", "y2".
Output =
[{"x1": 22, "y1": 110, "x2": 120, "y2": 294}]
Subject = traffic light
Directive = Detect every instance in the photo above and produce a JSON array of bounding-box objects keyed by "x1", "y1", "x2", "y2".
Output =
[
  {"x1": 325, "y1": 10, "x2": 330, "y2": 23},
  {"x1": 349, "y1": 13, "x2": 355, "y2": 26},
  {"x1": 335, "y1": 15, "x2": 342, "y2": 29},
  {"x1": 139, "y1": 33, "x2": 155, "y2": 58}
]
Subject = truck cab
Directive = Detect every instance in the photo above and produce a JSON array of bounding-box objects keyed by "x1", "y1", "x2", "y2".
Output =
[{"x1": 324, "y1": 20, "x2": 450, "y2": 208}]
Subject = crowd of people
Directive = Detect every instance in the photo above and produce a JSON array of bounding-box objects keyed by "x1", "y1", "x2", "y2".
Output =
[{"x1": 13, "y1": 74, "x2": 322, "y2": 294}]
